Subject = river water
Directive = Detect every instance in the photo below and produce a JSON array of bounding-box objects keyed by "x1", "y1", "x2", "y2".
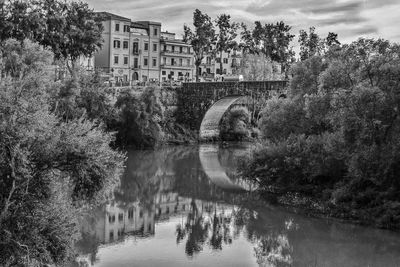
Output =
[{"x1": 75, "y1": 144, "x2": 400, "y2": 267}]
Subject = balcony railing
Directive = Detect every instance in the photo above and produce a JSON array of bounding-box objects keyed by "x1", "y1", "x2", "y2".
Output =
[
  {"x1": 132, "y1": 49, "x2": 141, "y2": 55},
  {"x1": 131, "y1": 65, "x2": 141, "y2": 70},
  {"x1": 161, "y1": 50, "x2": 193, "y2": 55},
  {"x1": 160, "y1": 63, "x2": 194, "y2": 68}
]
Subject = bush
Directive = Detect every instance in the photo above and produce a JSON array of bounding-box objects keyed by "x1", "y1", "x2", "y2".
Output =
[{"x1": 220, "y1": 106, "x2": 251, "y2": 141}]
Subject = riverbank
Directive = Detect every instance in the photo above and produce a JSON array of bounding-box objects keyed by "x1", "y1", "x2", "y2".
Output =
[{"x1": 251, "y1": 187, "x2": 400, "y2": 231}]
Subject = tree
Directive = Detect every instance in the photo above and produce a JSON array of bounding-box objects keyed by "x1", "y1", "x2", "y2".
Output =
[
  {"x1": 0, "y1": 71, "x2": 124, "y2": 265},
  {"x1": 298, "y1": 27, "x2": 323, "y2": 61},
  {"x1": 183, "y1": 9, "x2": 215, "y2": 81},
  {"x1": 214, "y1": 14, "x2": 239, "y2": 76},
  {"x1": 241, "y1": 21, "x2": 294, "y2": 78},
  {"x1": 38, "y1": 0, "x2": 103, "y2": 78},
  {"x1": 115, "y1": 87, "x2": 164, "y2": 149}
]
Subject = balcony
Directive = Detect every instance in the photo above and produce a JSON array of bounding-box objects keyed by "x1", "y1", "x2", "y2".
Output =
[
  {"x1": 160, "y1": 63, "x2": 194, "y2": 69},
  {"x1": 161, "y1": 50, "x2": 193, "y2": 56},
  {"x1": 132, "y1": 49, "x2": 141, "y2": 55},
  {"x1": 131, "y1": 65, "x2": 141, "y2": 70}
]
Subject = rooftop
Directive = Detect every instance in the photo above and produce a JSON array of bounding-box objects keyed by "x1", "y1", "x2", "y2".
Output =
[{"x1": 96, "y1": 11, "x2": 131, "y2": 22}]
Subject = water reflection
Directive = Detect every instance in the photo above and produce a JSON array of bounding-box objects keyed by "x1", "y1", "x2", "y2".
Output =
[{"x1": 76, "y1": 144, "x2": 400, "y2": 267}]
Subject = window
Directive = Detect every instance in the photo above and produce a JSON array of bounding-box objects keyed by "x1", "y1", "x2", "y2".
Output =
[
  {"x1": 171, "y1": 58, "x2": 175, "y2": 66},
  {"x1": 152, "y1": 58, "x2": 157, "y2": 67},
  {"x1": 123, "y1": 41, "x2": 128, "y2": 49},
  {"x1": 133, "y1": 58, "x2": 138, "y2": 68},
  {"x1": 109, "y1": 231, "x2": 114, "y2": 240},
  {"x1": 179, "y1": 47, "x2": 183, "y2": 53},
  {"x1": 139, "y1": 210, "x2": 143, "y2": 218},
  {"x1": 163, "y1": 57, "x2": 166, "y2": 64},
  {"x1": 223, "y1": 69, "x2": 227, "y2": 74},
  {"x1": 144, "y1": 57, "x2": 148, "y2": 66},
  {"x1": 216, "y1": 58, "x2": 221, "y2": 63},
  {"x1": 166, "y1": 207, "x2": 170, "y2": 214},
  {"x1": 187, "y1": 59, "x2": 191, "y2": 66},
  {"x1": 113, "y1": 40, "x2": 121, "y2": 49},
  {"x1": 216, "y1": 68, "x2": 220, "y2": 74},
  {"x1": 123, "y1": 56, "x2": 128, "y2": 65},
  {"x1": 162, "y1": 71, "x2": 166, "y2": 75},
  {"x1": 128, "y1": 208, "x2": 134, "y2": 219},
  {"x1": 179, "y1": 58, "x2": 182, "y2": 66},
  {"x1": 170, "y1": 71, "x2": 174, "y2": 76},
  {"x1": 182, "y1": 204, "x2": 186, "y2": 211},
  {"x1": 206, "y1": 68, "x2": 211, "y2": 74},
  {"x1": 144, "y1": 43, "x2": 149, "y2": 51},
  {"x1": 223, "y1": 58, "x2": 228, "y2": 64},
  {"x1": 114, "y1": 55, "x2": 119, "y2": 64},
  {"x1": 115, "y1": 23, "x2": 120, "y2": 32},
  {"x1": 132, "y1": 42, "x2": 139, "y2": 54},
  {"x1": 163, "y1": 45, "x2": 167, "y2": 51},
  {"x1": 153, "y1": 43, "x2": 157, "y2": 52},
  {"x1": 171, "y1": 45, "x2": 175, "y2": 52},
  {"x1": 118, "y1": 213, "x2": 123, "y2": 222},
  {"x1": 154, "y1": 28, "x2": 158, "y2": 36},
  {"x1": 123, "y1": 25, "x2": 130, "y2": 32},
  {"x1": 108, "y1": 214, "x2": 116, "y2": 223},
  {"x1": 206, "y1": 57, "x2": 211, "y2": 64}
]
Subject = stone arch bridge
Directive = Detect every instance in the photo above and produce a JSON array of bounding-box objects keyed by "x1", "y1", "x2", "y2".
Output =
[{"x1": 175, "y1": 81, "x2": 287, "y2": 140}]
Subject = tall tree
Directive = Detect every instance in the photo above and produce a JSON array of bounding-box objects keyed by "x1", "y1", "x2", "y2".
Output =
[
  {"x1": 183, "y1": 9, "x2": 215, "y2": 82},
  {"x1": 38, "y1": 0, "x2": 103, "y2": 78},
  {"x1": 241, "y1": 21, "x2": 294, "y2": 78},
  {"x1": 214, "y1": 14, "x2": 239, "y2": 76},
  {"x1": 298, "y1": 26, "x2": 323, "y2": 60}
]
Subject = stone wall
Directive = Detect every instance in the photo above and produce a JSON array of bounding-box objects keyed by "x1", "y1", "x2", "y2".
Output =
[{"x1": 175, "y1": 81, "x2": 287, "y2": 130}]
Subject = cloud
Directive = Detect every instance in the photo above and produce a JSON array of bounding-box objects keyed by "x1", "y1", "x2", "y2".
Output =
[{"x1": 86, "y1": 0, "x2": 400, "y2": 46}]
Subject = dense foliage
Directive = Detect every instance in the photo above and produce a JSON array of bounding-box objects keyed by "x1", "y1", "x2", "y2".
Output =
[
  {"x1": 241, "y1": 38, "x2": 400, "y2": 229},
  {"x1": 0, "y1": 39, "x2": 124, "y2": 265}
]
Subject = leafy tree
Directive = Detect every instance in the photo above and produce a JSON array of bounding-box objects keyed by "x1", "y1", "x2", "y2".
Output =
[
  {"x1": 298, "y1": 27, "x2": 324, "y2": 61},
  {"x1": 214, "y1": 14, "x2": 239, "y2": 76},
  {"x1": 38, "y1": 0, "x2": 103, "y2": 78},
  {"x1": 0, "y1": 71, "x2": 124, "y2": 265},
  {"x1": 326, "y1": 32, "x2": 341, "y2": 47},
  {"x1": 183, "y1": 9, "x2": 215, "y2": 81},
  {"x1": 220, "y1": 106, "x2": 250, "y2": 141},
  {"x1": 241, "y1": 21, "x2": 294, "y2": 77},
  {"x1": 115, "y1": 87, "x2": 164, "y2": 149}
]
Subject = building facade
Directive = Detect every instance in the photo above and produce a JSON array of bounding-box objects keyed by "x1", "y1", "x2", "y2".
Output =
[
  {"x1": 95, "y1": 12, "x2": 244, "y2": 85},
  {"x1": 160, "y1": 31, "x2": 194, "y2": 83}
]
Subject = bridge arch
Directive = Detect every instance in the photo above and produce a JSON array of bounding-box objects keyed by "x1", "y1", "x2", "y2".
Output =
[{"x1": 199, "y1": 95, "x2": 249, "y2": 141}]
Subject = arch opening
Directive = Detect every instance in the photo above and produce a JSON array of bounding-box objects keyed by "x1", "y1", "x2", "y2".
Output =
[{"x1": 199, "y1": 96, "x2": 249, "y2": 141}]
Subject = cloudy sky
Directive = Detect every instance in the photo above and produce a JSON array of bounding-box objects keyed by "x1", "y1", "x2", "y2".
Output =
[{"x1": 87, "y1": 0, "x2": 400, "y2": 46}]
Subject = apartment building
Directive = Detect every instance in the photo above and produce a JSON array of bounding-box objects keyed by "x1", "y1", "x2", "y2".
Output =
[
  {"x1": 95, "y1": 12, "x2": 243, "y2": 84},
  {"x1": 160, "y1": 31, "x2": 194, "y2": 82},
  {"x1": 199, "y1": 48, "x2": 242, "y2": 81},
  {"x1": 95, "y1": 12, "x2": 161, "y2": 84}
]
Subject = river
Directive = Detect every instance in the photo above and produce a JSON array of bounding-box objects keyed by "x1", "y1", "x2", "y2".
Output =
[{"x1": 75, "y1": 144, "x2": 400, "y2": 267}]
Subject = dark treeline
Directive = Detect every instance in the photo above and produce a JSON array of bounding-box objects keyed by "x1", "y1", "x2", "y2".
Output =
[{"x1": 240, "y1": 38, "x2": 400, "y2": 229}]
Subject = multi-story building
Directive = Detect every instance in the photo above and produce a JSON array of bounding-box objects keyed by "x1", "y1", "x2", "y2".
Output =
[
  {"x1": 95, "y1": 11, "x2": 244, "y2": 85},
  {"x1": 160, "y1": 31, "x2": 194, "y2": 82},
  {"x1": 95, "y1": 12, "x2": 161, "y2": 85},
  {"x1": 199, "y1": 48, "x2": 242, "y2": 81}
]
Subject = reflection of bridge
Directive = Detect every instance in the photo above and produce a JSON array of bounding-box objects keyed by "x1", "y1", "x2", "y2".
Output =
[{"x1": 199, "y1": 144, "x2": 250, "y2": 192}]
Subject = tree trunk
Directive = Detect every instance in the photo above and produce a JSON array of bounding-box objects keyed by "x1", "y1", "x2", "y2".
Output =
[
  {"x1": 220, "y1": 51, "x2": 223, "y2": 78},
  {"x1": 195, "y1": 61, "x2": 200, "y2": 82}
]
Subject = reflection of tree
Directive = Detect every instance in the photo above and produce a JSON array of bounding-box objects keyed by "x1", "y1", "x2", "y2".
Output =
[
  {"x1": 232, "y1": 205, "x2": 294, "y2": 267},
  {"x1": 176, "y1": 200, "x2": 210, "y2": 256}
]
